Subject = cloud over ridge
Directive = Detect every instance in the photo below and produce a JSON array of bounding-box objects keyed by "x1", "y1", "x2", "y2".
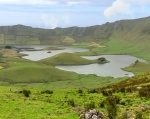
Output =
[{"x1": 104, "y1": 0, "x2": 150, "y2": 17}]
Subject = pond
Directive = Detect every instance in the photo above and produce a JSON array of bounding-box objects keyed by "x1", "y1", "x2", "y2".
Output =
[
  {"x1": 21, "y1": 46, "x2": 88, "y2": 61},
  {"x1": 56, "y1": 55, "x2": 146, "y2": 78},
  {"x1": 21, "y1": 46, "x2": 146, "y2": 78}
]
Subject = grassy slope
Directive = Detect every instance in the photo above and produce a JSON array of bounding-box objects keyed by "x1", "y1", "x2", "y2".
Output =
[
  {"x1": 77, "y1": 37, "x2": 150, "y2": 62},
  {"x1": 0, "y1": 75, "x2": 150, "y2": 119},
  {"x1": 0, "y1": 58, "x2": 125, "y2": 88},
  {"x1": 124, "y1": 61, "x2": 150, "y2": 75},
  {"x1": 0, "y1": 58, "x2": 79, "y2": 83},
  {"x1": 40, "y1": 52, "x2": 97, "y2": 65},
  {"x1": 76, "y1": 17, "x2": 150, "y2": 62}
]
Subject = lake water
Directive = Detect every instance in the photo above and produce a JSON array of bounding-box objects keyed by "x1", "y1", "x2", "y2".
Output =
[
  {"x1": 21, "y1": 46, "x2": 88, "y2": 61},
  {"x1": 57, "y1": 55, "x2": 146, "y2": 78},
  {"x1": 21, "y1": 46, "x2": 146, "y2": 78}
]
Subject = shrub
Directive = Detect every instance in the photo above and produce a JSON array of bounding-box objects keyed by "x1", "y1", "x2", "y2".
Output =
[
  {"x1": 120, "y1": 87, "x2": 126, "y2": 93},
  {"x1": 135, "y1": 111, "x2": 143, "y2": 119},
  {"x1": 99, "y1": 100, "x2": 105, "y2": 108},
  {"x1": 120, "y1": 101, "x2": 126, "y2": 106},
  {"x1": 41, "y1": 90, "x2": 53, "y2": 94},
  {"x1": 120, "y1": 110, "x2": 129, "y2": 119},
  {"x1": 78, "y1": 89, "x2": 83, "y2": 94},
  {"x1": 67, "y1": 99, "x2": 75, "y2": 107},
  {"x1": 138, "y1": 86, "x2": 150, "y2": 98},
  {"x1": 106, "y1": 96, "x2": 120, "y2": 119},
  {"x1": 126, "y1": 87, "x2": 133, "y2": 93},
  {"x1": 22, "y1": 89, "x2": 31, "y2": 97},
  {"x1": 101, "y1": 90, "x2": 112, "y2": 96},
  {"x1": 84, "y1": 101, "x2": 95, "y2": 110},
  {"x1": 88, "y1": 89, "x2": 99, "y2": 94}
]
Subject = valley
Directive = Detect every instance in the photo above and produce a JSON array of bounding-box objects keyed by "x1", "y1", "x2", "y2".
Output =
[{"x1": 0, "y1": 16, "x2": 150, "y2": 119}]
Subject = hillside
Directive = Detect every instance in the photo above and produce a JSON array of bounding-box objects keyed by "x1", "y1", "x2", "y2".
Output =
[
  {"x1": 39, "y1": 52, "x2": 97, "y2": 65},
  {"x1": 0, "y1": 16, "x2": 149, "y2": 45},
  {"x1": 0, "y1": 16, "x2": 150, "y2": 61}
]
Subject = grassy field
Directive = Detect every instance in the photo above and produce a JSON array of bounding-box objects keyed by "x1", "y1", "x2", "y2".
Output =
[{"x1": 0, "y1": 74, "x2": 150, "y2": 119}]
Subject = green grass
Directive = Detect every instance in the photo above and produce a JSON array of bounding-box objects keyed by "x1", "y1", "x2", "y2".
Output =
[
  {"x1": 0, "y1": 53, "x2": 149, "y2": 119},
  {"x1": 123, "y1": 61, "x2": 150, "y2": 75},
  {"x1": 0, "y1": 61, "x2": 79, "y2": 83},
  {"x1": 76, "y1": 38, "x2": 150, "y2": 62},
  {"x1": 0, "y1": 82, "x2": 150, "y2": 119},
  {"x1": 72, "y1": 42, "x2": 92, "y2": 48},
  {"x1": 40, "y1": 52, "x2": 97, "y2": 65},
  {"x1": 13, "y1": 75, "x2": 125, "y2": 90},
  {"x1": 0, "y1": 58, "x2": 124, "y2": 88}
]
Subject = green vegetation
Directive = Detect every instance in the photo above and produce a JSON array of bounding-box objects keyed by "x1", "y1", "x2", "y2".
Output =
[
  {"x1": 123, "y1": 60, "x2": 150, "y2": 75},
  {"x1": 0, "y1": 58, "x2": 79, "y2": 83},
  {"x1": 40, "y1": 52, "x2": 97, "y2": 65},
  {"x1": 0, "y1": 54, "x2": 149, "y2": 118},
  {"x1": 0, "y1": 49, "x2": 26, "y2": 58},
  {"x1": 0, "y1": 57, "x2": 122, "y2": 88},
  {"x1": 0, "y1": 52, "x2": 149, "y2": 119},
  {"x1": 0, "y1": 16, "x2": 150, "y2": 62},
  {"x1": 0, "y1": 73, "x2": 150, "y2": 119},
  {"x1": 0, "y1": 16, "x2": 150, "y2": 118}
]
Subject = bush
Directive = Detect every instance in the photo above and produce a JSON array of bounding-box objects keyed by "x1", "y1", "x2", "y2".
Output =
[
  {"x1": 22, "y1": 89, "x2": 31, "y2": 97},
  {"x1": 120, "y1": 110, "x2": 129, "y2": 119},
  {"x1": 135, "y1": 111, "x2": 143, "y2": 119},
  {"x1": 126, "y1": 87, "x2": 133, "y2": 93},
  {"x1": 106, "y1": 96, "x2": 120, "y2": 119},
  {"x1": 78, "y1": 89, "x2": 83, "y2": 94},
  {"x1": 99, "y1": 100, "x2": 105, "y2": 108},
  {"x1": 120, "y1": 87, "x2": 126, "y2": 93},
  {"x1": 101, "y1": 90, "x2": 112, "y2": 96},
  {"x1": 138, "y1": 86, "x2": 150, "y2": 98},
  {"x1": 84, "y1": 101, "x2": 95, "y2": 110},
  {"x1": 41, "y1": 90, "x2": 53, "y2": 94},
  {"x1": 88, "y1": 89, "x2": 99, "y2": 94},
  {"x1": 67, "y1": 99, "x2": 75, "y2": 107}
]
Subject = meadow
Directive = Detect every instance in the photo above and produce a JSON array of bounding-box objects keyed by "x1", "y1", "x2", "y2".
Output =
[{"x1": 0, "y1": 75, "x2": 150, "y2": 119}]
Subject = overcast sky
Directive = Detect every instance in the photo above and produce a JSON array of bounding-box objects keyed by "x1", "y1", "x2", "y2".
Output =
[{"x1": 0, "y1": 0, "x2": 150, "y2": 29}]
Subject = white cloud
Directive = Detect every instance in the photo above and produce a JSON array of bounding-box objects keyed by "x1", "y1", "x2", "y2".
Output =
[
  {"x1": 104, "y1": 0, "x2": 150, "y2": 18},
  {"x1": 104, "y1": 0, "x2": 131, "y2": 17},
  {"x1": 41, "y1": 14, "x2": 70, "y2": 29}
]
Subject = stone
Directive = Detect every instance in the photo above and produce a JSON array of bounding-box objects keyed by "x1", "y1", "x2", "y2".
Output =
[{"x1": 80, "y1": 109, "x2": 103, "y2": 119}]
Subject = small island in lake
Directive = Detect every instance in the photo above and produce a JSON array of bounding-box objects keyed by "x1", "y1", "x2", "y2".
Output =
[{"x1": 97, "y1": 57, "x2": 109, "y2": 64}]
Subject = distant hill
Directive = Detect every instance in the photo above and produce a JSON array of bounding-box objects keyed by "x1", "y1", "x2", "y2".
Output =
[
  {"x1": 0, "y1": 16, "x2": 150, "y2": 61},
  {"x1": 0, "y1": 16, "x2": 149, "y2": 45}
]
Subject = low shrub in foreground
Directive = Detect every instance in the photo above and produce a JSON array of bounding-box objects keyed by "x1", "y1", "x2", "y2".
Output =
[
  {"x1": 78, "y1": 89, "x2": 83, "y2": 94},
  {"x1": 22, "y1": 89, "x2": 31, "y2": 97},
  {"x1": 106, "y1": 96, "x2": 120, "y2": 119},
  {"x1": 41, "y1": 90, "x2": 53, "y2": 94},
  {"x1": 84, "y1": 101, "x2": 95, "y2": 110},
  {"x1": 67, "y1": 99, "x2": 75, "y2": 107},
  {"x1": 138, "y1": 86, "x2": 150, "y2": 98}
]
